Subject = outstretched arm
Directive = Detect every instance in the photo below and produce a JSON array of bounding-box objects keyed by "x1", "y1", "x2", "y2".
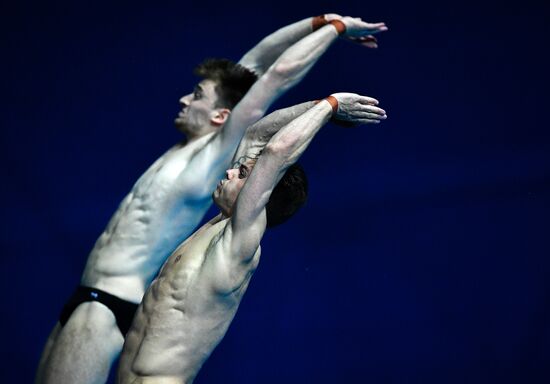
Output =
[
  {"x1": 231, "y1": 101, "x2": 317, "y2": 167},
  {"x1": 228, "y1": 93, "x2": 387, "y2": 262},
  {"x1": 238, "y1": 17, "x2": 314, "y2": 76},
  {"x1": 239, "y1": 15, "x2": 388, "y2": 76},
  {"x1": 180, "y1": 17, "x2": 383, "y2": 197}
]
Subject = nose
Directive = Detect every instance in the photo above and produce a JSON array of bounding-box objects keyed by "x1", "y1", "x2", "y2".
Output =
[{"x1": 180, "y1": 94, "x2": 191, "y2": 106}]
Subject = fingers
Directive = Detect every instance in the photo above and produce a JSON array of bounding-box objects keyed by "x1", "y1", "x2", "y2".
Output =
[
  {"x1": 358, "y1": 96, "x2": 379, "y2": 105},
  {"x1": 361, "y1": 105, "x2": 386, "y2": 116},
  {"x1": 351, "y1": 118, "x2": 384, "y2": 125},
  {"x1": 355, "y1": 111, "x2": 387, "y2": 120},
  {"x1": 348, "y1": 103, "x2": 387, "y2": 123},
  {"x1": 359, "y1": 21, "x2": 388, "y2": 35},
  {"x1": 365, "y1": 104, "x2": 386, "y2": 113},
  {"x1": 364, "y1": 119, "x2": 383, "y2": 124},
  {"x1": 366, "y1": 22, "x2": 387, "y2": 30},
  {"x1": 362, "y1": 42, "x2": 378, "y2": 49},
  {"x1": 348, "y1": 36, "x2": 377, "y2": 43},
  {"x1": 348, "y1": 35, "x2": 378, "y2": 48}
]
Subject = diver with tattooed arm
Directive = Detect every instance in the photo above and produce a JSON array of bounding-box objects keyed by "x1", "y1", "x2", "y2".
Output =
[
  {"x1": 118, "y1": 92, "x2": 387, "y2": 383},
  {"x1": 37, "y1": 15, "x2": 387, "y2": 384}
]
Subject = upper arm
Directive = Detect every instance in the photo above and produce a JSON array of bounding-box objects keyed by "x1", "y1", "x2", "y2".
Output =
[
  {"x1": 170, "y1": 23, "x2": 338, "y2": 201},
  {"x1": 229, "y1": 144, "x2": 285, "y2": 259},
  {"x1": 208, "y1": 102, "x2": 333, "y2": 281}
]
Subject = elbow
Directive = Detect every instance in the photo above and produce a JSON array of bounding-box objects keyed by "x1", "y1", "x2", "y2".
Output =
[
  {"x1": 271, "y1": 61, "x2": 297, "y2": 77},
  {"x1": 269, "y1": 60, "x2": 304, "y2": 87}
]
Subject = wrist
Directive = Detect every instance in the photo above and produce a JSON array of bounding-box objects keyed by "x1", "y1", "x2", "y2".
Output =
[
  {"x1": 311, "y1": 15, "x2": 346, "y2": 35},
  {"x1": 328, "y1": 20, "x2": 346, "y2": 35},
  {"x1": 313, "y1": 97, "x2": 338, "y2": 115},
  {"x1": 311, "y1": 15, "x2": 328, "y2": 32},
  {"x1": 324, "y1": 95, "x2": 339, "y2": 114}
]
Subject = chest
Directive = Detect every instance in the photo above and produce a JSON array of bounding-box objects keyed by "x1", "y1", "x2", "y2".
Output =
[
  {"x1": 160, "y1": 220, "x2": 225, "y2": 285},
  {"x1": 133, "y1": 150, "x2": 189, "y2": 196},
  {"x1": 131, "y1": 136, "x2": 212, "y2": 199}
]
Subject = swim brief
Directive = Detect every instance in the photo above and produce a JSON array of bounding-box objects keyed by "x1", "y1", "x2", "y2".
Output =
[{"x1": 59, "y1": 285, "x2": 138, "y2": 335}]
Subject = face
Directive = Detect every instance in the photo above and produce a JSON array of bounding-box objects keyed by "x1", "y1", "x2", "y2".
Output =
[
  {"x1": 174, "y1": 79, "x2": 224, "y2": 137},
  {"x1": 213, "y1": 158, "x2": 256, "y2": 217}
]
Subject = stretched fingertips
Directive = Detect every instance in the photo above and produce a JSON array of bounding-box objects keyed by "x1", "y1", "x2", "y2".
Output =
[
  {"x1": 371, "y1": 23, "x2": 389, "y2": 34},
  {"x1": 360, "y1": 112, "x2": 387, "y2": 120},
  {"x1": 360, "y1": 97, "x2": 379, "y2": 105},
  {"x1": 360, "y1": 119, "x2": 381, "y2": 124},
  {"x1": 373, "y1": 22, "x2": 388, "y2": 30},
  {"x1": 365, "y1": 105, "x2": 386, "y2": 115},
  {"x1": 361, "y1": 35, "x2": 378, "y2": 48}
]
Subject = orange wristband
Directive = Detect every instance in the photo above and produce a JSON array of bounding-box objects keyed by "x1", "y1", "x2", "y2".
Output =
[
  {"x1": 311, "y1": 15, "x2": 328, "y2": 31},
  {"x1": 328, "y1": 20, "x2": 346, "y2": 35},
  {"x1": 324, "y1": 95, "x2": 339, "y2": 114}
]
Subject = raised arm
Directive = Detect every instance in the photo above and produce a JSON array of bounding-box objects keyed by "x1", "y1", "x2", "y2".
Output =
[
  {"x1": 238, "y1": 17, "x2": 314, "y2": 76},
  {"x1": 228, "y1": 93, "x2": 387, "y2": 262},
  {"x1": 179, "y1": 17, "x2": 385, "y2": 197},
  {"x1": 231, "y1": 101, "x2": 317, "y2": 167},
  {"x1": 239, "y1": 15, "x2": 388, "y2": 76}
]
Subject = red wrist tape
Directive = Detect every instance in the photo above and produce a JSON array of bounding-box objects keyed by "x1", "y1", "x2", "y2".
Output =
[
  {"x1": 324, "y1": 95, "x2": 339, "y2": 114},
  {"x1": 311, "y1": 15, "x2": 328, "y2": 31},
  {"x1": 329, "y1": 20, "x2": 346, "y2": 35}
]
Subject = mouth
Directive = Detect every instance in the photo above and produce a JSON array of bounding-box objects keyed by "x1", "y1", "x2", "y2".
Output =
[{"x1": 178, "y1": 110, "x2": 186, "y2": 117}]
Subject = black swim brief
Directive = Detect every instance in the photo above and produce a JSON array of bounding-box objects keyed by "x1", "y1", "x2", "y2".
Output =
[{"x1": 59, "y1": 285, "x2": 139, "y2": 335}]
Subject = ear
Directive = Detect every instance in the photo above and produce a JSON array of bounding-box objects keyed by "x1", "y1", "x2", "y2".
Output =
[{"x1": 210, "y1": 108, "x2": 231, "y2": 126}]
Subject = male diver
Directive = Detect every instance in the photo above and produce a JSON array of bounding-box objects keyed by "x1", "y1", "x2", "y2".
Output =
[
  {"x1": 36, "y1": 14, "x2": 387, "y2": 384},
  {"x1": 117, "y1": 92, "x2": 387, "y2": 384}
]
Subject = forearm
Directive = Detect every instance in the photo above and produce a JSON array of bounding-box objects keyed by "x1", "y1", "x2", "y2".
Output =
[
  {"x1": 266, "y1": 23, "x2": 340, "y2": 94},
  {"x1": 229, "y1": 99, "x2": 333, "y2": 243},
  {"x1": 220, "y1": 23, "x2": 339, "y2": 158},
  {"x1": 265, "y1": 99, "x2": 333, "y2": 166},
  {"x1": 238, "y1": 17, "x2": 314, "y2": 76},
  {"x1": 232, "y1": 101, "x2": 317, "y2": 165}
]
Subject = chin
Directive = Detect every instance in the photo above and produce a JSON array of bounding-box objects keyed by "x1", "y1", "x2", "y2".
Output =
[{"x1": 174, "y1": 120, "x2": 189, "y2": 134}]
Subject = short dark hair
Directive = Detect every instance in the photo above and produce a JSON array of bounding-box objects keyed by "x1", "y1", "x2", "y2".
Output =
[
  {"x1": 193, "y1": 58, "x2": 258, "y2": 109},
  {"x1": 265, "y1": 163, "x2": 308, "y2": 228}
]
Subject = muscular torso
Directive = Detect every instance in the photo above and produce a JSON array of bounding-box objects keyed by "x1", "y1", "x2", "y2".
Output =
[
  {"x1": 81, "y1": 133, "x2": 218, "y2": 303},
  {"x1": 118, "y1": 215, "x2": 261, "y2": 384}
]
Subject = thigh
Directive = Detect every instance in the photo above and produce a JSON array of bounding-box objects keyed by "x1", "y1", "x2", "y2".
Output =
[
  {"x1": 39, "y1": 301, "x2": 124, "y2": 384},
  {"x1": 36, "y1": 323, "x2": 62, "y2": 383}
]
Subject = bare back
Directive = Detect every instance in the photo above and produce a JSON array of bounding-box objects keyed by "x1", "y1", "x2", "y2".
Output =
[
  {"x1": 81, "y1": 133, "x2": 218, "y2": 303},
  {"x1": 118, "y1": 215, "x2": 260, "y2": 384}
]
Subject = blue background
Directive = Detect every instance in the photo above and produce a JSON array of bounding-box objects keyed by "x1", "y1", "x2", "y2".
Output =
[{"x1": 2, "y1": 0, "x2": 549, "y2": 382}]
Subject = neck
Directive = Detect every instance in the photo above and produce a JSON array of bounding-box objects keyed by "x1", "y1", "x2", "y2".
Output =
[
  {"x1": 180, "y1": 123, "x2": 218, "y2": 144},
  {"x1": 184, "y1": 132, "x2": 204, "y2": 144}
]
